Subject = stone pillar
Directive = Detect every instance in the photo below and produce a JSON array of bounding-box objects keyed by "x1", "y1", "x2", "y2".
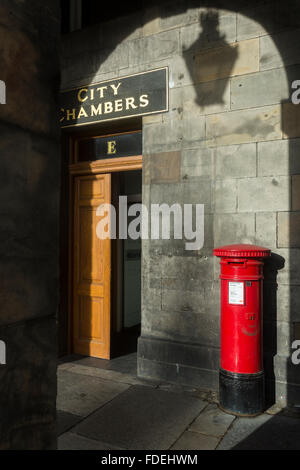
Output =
[{"x1": 0, "y1": 0, "x2": 60, "y2": 449}]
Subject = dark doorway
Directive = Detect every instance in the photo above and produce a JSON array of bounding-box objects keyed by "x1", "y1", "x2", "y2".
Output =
[{"x1": 111, "y1": 170, "x2": 142, "y2": 357}]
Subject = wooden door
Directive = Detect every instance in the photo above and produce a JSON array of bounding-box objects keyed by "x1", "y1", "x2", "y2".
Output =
[{"x1": 73, "y1": 173, "x2": 111, "y2": 359}]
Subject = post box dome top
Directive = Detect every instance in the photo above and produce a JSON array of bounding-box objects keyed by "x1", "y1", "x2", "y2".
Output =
[{"x1": 213, "y1": 244, "x2": 271, "y2": 258}]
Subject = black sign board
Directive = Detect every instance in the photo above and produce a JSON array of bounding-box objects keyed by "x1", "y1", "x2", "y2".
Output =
[
  {"x1": 77, "y1": 131, "x2": 142, "y2": 162},
  {"x1": 60, "y1": 68, "x2": 168, "y2": 128}
]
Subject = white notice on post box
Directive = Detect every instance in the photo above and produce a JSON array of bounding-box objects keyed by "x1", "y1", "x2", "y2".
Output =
[{"x1": 228, "y1": 282, "x2": 244, "y2": 305}]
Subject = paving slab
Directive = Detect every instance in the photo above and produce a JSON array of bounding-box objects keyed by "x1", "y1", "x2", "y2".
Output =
[
  {"x1": 58, "y1": 363, "x2": 158, "y2": 387},
  {"x1": 57, "y1": 369, "x2": 130, "y2": 417},
  {"x1": 59, "y1": 353, "x2": 138, "y2": 375},
  {"x1": 189, "y1": 403, "x2": 236, "y2": 438},
  {"x1": 158, "y1": 383, "x2": 199, "y2": 394},
  {"x1": 58, "y1": 432, "x2": 124, "y2": 450},
  {"x1": 73, "y1": 385, "x2": 207, "y2": 450},
  {"x1": 171, "y1": 431, "x2": 219, "y2": 450},
  {"x1": 217, "y1": 413, "x2": 300, "y2": 450},
  {"x1": 57, "y1": 410, "x2": 83, "y2": 436},
  {"x1": 105, "y1": 353, "x2": 139, "y2": 375}
]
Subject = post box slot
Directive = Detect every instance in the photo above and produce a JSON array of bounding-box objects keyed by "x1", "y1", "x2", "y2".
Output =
[{"x1": 226, "y1": 261, "x2": 246, "y2": 266}]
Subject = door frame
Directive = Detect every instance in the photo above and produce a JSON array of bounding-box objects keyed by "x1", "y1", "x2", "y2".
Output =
[{"x1": 63, "y1": 129, "x2": 142, "y2": 357}]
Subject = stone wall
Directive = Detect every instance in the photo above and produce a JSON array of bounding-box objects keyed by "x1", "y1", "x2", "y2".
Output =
[
  {"x1": 0, "y1": 0, "x2": 60, "y2": 449},
  {"x1": 61, "y1": 0, "x2": 300, "y2": 407}
]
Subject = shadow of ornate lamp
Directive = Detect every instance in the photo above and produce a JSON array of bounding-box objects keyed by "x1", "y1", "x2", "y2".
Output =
[{"x1": 183, "y1": 10, "x2": 238, "y2": 108}]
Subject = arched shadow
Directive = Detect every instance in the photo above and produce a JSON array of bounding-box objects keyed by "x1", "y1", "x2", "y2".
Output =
[{"x1": 59, "y1": 0, "x2": 300, "y2": 416}]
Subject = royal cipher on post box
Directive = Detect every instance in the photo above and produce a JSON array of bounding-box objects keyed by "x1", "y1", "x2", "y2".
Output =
[{"x1": 213, "y1": 244, "x2": 271, "y2": 416}]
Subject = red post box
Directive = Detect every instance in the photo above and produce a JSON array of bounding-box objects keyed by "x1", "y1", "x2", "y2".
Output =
[{"x1": 213, "y1": 244, "x2": 271, "y2": 416}]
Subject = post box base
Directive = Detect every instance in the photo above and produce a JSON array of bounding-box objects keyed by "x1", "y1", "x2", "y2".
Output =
[{"x1": 219, "y1": 368, "x2": 264, "y2": 417}]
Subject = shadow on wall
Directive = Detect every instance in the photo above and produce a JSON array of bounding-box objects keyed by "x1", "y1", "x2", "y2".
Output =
[
  {"x1": 163, "y1": 0, "x2": 300, "y2": 411},
  {"x1": 60, "y1": 0, "x2": 300, "y2": 411},
  {"x1": 61, "y1": 6, "x2": 237, "y2": 384},
  {"x1": 263, "y1": 254, "x2": 285, "y2": 409},
  {"x1": 183, "y1": 10, "x2": 238, "y2": 107},
  {"x1": 281, "y1": 89, "x2": 300, "y2": 410}
]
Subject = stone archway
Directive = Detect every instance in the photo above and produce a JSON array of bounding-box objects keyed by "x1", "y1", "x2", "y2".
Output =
[{"x1": 0, "y1": 0, "x2": 299, "y2": 449}]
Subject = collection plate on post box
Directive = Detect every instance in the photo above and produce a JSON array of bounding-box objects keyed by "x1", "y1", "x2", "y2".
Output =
[{"x1": 228, "y1": 281, "x2": 244, "y2": 305}]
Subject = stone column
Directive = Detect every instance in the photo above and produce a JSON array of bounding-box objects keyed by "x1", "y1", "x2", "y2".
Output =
[{"x1": 0, "y1": 0, "x2": 60, "y2": 449}]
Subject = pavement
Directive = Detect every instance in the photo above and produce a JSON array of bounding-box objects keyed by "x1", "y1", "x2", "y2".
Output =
[{"x1": 57, "y1": 353, "x2": 300, "y2": 450}]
